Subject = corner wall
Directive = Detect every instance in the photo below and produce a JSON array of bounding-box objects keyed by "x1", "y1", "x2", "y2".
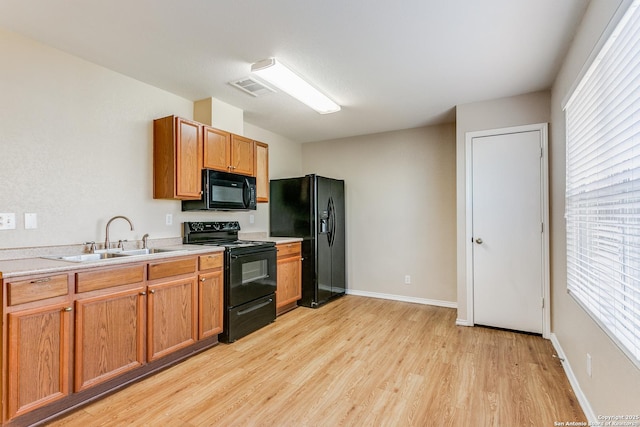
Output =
[{"x1": 302, "y1": 124, "x2": 457, "y2": 305}]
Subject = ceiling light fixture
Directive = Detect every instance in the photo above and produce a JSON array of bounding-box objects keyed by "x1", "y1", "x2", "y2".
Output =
[{"x1": 251, "y1": 58, "x2": 341, "y2": 114}]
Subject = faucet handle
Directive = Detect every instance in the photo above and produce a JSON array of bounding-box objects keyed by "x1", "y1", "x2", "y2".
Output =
[
  {"x1": 84, "y1": 241, "x2": 97, "y2": 253},
  {"x1": 117, "y1": 239, "x2": 128, "y2": 250}
]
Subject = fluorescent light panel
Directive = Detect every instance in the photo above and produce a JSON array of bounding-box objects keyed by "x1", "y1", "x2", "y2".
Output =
[{"x1": 251, "y1": 58, "x2": 341, "y2": 114}]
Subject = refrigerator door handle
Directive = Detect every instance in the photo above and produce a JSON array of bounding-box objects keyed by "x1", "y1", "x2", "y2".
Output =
[{"x1": 328, "y1": 197, "x2": 336, "y2": 247}]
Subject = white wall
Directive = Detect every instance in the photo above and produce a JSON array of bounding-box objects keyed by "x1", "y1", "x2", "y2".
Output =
[
  {"x1": 455, "y1": 90, "x2": 551, "y2": 324},
  {"x1": 302, "y1": 124, "x2": 456, "y2": 304},
  {"x1": 0, "y1": 29, "x2": 299, "y2": 250},
  {"x1": 549, "y1": 0, "x2": 640, "y2": 416}
]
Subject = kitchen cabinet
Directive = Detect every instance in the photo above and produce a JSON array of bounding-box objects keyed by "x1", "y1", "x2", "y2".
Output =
[
  {"x1": 1, "y1": 250, "x2": 223, "y2": 425},
  {"x1": 255, "y1": 141, "x2": 269, "y2": 203},
  {"x1": 230, "y1": 134, "x2": 255, "y2": 176},
  {"x1": 198, "y1": 253, "x2": 224, "y2": 339},
  {"x1": 74, "y1": 287, "x2": 145, "y2": 392},
  {"x1": 153, "y1": 115, "x2": 203, "y2": 200},
  {"x1": 147, "y1": 277, "x2": 198, "y2": 361},
  {"x1": 276, "y1": 242, "x2": 302, "y2": 315},
  {"x1": 146, "y1": 257, "x2": 198, "y2": 361},
  {"x1": 202, "y1": 127, "x2": 254, "y2": 176},
  {"x1": 6, "y1": 301, "x2": 72, "y2": 420},
  {"x1": 203, "y1": 126, "x2": 231, "y2": 172}
]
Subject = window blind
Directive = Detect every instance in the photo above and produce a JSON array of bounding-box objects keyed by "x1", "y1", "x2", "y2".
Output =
[{"x1": 565, "y1": 0, "x2": 640, "y2": 368}]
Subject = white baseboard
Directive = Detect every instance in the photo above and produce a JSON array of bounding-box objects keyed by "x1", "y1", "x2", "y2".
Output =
[
  {"x1": 455, "y1": 318, "x2": 473, "y2": 327},
  {"x1": 549, "y1": 333, "x2": 596, "y2": 422},
  {"x1": 345, "y1": 289, "x2": 457, "y2": 309}
]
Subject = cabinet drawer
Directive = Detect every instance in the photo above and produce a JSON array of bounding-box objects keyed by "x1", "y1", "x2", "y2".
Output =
[
  {"x1": 277, "y1": 242, "x2": 301, "y2": 259},
  {"x1": 7, "y1": 274, "x2": 69, "y2": 306},
  {"x1": 148, "y1": 257, "x2": 197, "y2": 280},
  {"x1": 199, "y1": 253, "x2": 223, "y2": 270},
  {"x1": 76, "y1": 265, "x2": 145, "y2": 293}
]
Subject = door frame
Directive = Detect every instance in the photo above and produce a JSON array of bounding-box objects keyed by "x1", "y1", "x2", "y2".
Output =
[{"x1": 464, "y1": 123, "x2": 550, "y2": 338}]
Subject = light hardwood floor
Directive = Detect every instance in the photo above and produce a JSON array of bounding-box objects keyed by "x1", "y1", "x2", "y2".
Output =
[{"x1": 48, "y1": 295, "x2": 585, "y2": 426}]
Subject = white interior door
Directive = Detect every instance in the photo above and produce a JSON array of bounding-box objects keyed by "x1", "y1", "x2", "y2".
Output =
[{"x1": 472, "y1": 130, "x2": 543, "y2": 334}]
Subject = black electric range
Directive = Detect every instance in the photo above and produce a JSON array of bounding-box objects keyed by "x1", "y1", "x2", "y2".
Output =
[{"x1": 183, "y1": 221, "x2": 277, "y2": 343}]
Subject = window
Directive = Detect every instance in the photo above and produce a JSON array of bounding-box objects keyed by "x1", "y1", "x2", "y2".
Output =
[{"x1": 565, "y1": 0, "x2": 640, "y2": 368}]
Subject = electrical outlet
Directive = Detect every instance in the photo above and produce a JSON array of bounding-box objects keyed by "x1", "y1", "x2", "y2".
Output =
[
  {"x1": 0, "y1": 213, "x2": 16, "y2": 230},
  {"x1": 165, "y1": 214, "x2": 173, "y2": 226},
  {"x1": 586, "y1": 353, "x2": 592, "y2": 377},
  {"x1": 404, "y1": 275, "x2": 411, "y2": 285}
]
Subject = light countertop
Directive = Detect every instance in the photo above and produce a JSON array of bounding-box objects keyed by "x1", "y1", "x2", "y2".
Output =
[{"x1": 0, "y1": 244, "x2": 224, "y2": 279}]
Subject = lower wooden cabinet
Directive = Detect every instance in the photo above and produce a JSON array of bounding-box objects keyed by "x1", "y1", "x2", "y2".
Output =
[
  {"x1": 147, "y1": 277, "x2": 198, "y2": 361},
  {"x1": 7, "y1": 302, "x2": 72, "y2": 420},
  {"x1": 1, "y1": 251, "x2": 224, "y2": 425},
  {"x1": 276, "y1": 242, "x2": 302, "y2": 315},
  {"x1": 199, "y1": 270, "x2": 223, "y2": 339},
  {"x1": 74, "y1": 287, "x2": 145, "y2": 392}
]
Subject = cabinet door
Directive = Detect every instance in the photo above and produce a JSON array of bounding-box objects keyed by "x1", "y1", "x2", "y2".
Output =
[
  {"x1": 74, "y1": 288, "x2": 145, "y2": 392},
  {"x1": 230, "y1": 134, "x2": 255, "y2": 176},
  {"x1": 176, "y1": 117, "x2": 203, "y2": 199},
  {"x1": 147, "y1": 277, "x2": 198, "y2": 361},
  {"x1": 7, "y1": 302, "x2": 72, "y2": 420},
  {"x1": 203, "y1": 126, "x2": 231, "y2": 172},
  {"x1": 198, "y1": 270, "x2": 224, "y2": 339},
  {"x1": 277, "y1": 255, "x2": 302, "y2": 308},
  {"x1": 255, "y1": 141, "x2": 269, "y2": 203}
]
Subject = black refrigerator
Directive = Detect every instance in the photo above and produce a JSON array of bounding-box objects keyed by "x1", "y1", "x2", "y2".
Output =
[{"x1": 270, "y1": 175, "x2": 345, "y2": 307}]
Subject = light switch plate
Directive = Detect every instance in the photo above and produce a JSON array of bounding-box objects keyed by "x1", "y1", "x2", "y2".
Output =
[
  {"x1": 0, "y1": 213, "x2": 16, "y2": 230},
  {"x1": 25, "y1": 213, "x2": 37, "y2": 229}
]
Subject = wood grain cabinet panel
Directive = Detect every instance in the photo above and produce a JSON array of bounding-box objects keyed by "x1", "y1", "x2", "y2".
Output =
[
  {"x1": 74, "y1": 288, "x2": 145, "y2": 392},
  {"x1": 276, "y1": 242, "x2": 302, "y2": 315},
  {"x1": 203, "y1": 126, "x2": 231, "y2": 172},
  {"x1": 7, "y1": 274, "x2": 68, "y2": 306},
  {"x1": 255, "y1": 141, "x2": 269, "y2": 203},
  {"x1": 199, "y1": 253, "x2": 223, "y2": 271},
  {"x1": 198, "y1": 270, "x2": 223, "y2": 339},
  {"x1": 148, "y1": 258, "x2": 196, "y2": 280},
  {"x1": 153, "y1": 115, "x2": 203, "y2": 200},
  {"x1": 7, "y1": 302, "x2": 72, "y2": 420},
  {"x1": 230, "y1": 134, "x2": 255, "y2": 176},
  {"x1": 76, "y1": 265, "x2": 144, "y2": 293},
  {"x1": 147, "y1": 277, "x2": 198, "y2": 361}
]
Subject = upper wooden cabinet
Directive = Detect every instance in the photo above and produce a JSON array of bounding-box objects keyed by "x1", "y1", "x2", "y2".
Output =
[
  {"x1": 153, "y1": 116, "x2": 269, "y2": 199},
  {"x1": 255, "y1": 141, "x2": 269, "y2": 203},
  {"x1": 153, "y1": 116, "x2": 203, "y2": 200},
  {"x1": 230, "y1": 134, "x2": 255, "y2": 176},
  {"x1": 203, "y1": 126, "x2": 231, "y2": 172}
]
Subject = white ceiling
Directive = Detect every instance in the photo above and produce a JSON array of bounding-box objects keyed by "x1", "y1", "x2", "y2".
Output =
[{"x1": 0, "y1": 0, "x2": 589, "y2": 143}]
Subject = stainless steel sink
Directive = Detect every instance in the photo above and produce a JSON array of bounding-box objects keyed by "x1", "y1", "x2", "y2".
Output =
[
  {"x1": 48, "y1": 252, "x2": 129, "y2": 262},
  {"x1": 45, "y1": 247, "x2": 185, "y2": 263}
]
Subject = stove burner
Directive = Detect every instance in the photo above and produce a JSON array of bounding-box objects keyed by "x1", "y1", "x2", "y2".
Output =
[{"x1": 183, "y1": 221, "x2": 275, "y2": 252}]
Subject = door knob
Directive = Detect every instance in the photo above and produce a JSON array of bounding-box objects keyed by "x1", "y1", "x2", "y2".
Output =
[{"x1": 475, "y1": 238, "x2": 483, "y2": 244}]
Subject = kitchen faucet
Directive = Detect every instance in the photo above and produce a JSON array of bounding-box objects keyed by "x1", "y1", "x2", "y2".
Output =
[{"x1": 105, "y1": 216, "x2": 134, "y2": 250}]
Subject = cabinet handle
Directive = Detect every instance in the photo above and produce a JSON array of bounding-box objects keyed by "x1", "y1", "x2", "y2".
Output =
[
  {"x1": 149, "y1": 290, "x2": 155, "y2": 294},
  {"x1": 30, "y1": 277, "x2": 51, "y2": 284},
  {"x1": 140, "y1": 291, "x2": 147, "y2": 296},
  {"x1": 201, "y1": 278, "x2": 207, "y2": 282},
  {"x1": 63, "y1": 307, "x2": 72, "y2": 312}
]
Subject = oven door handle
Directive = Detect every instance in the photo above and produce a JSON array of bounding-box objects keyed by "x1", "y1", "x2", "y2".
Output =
[{"x1": 237, "y1": 298, "x2": 273, "y2": 316}]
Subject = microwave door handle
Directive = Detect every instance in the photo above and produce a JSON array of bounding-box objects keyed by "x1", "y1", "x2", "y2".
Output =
[{"x1": 243, "y1": 178, "x2": 251, "y2": 208}]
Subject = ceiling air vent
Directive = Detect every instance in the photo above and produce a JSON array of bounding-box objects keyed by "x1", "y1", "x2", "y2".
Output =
[{"x1": 229, "y1": 77, "x2": 275, "y2": 97}]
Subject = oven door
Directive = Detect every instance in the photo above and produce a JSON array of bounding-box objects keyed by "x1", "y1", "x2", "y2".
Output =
[{"x1": 227, "y1": 248, "x2": 277, "y2": 308}]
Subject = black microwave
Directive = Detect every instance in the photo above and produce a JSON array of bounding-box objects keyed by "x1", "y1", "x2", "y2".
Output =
[{"x1": 182, "y1": 169, "x2": 257, "y2": 211}]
